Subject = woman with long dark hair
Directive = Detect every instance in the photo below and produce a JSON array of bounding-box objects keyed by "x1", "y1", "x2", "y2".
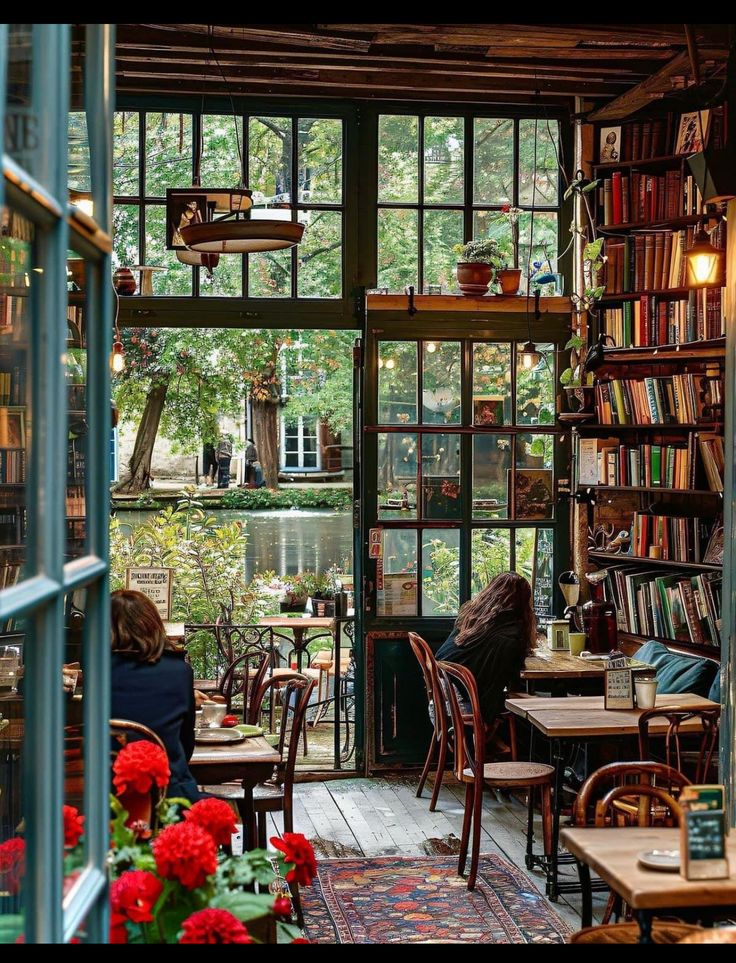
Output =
[{"x1": 435, "y1": 572, "x2": 536, "y2": 723}]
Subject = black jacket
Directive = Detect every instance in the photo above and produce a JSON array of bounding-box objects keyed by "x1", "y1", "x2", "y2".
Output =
[
  {"x1": 435, "y1": 612, "x2": 527, "y2": 723},
  {"x1": 111, "y1": 650, "x2": 205, "y2": 802}
]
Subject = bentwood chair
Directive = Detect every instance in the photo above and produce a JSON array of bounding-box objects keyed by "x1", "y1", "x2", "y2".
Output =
[
  {"x1": 637, "y1": 705, "x2": 720, "y2": 784},
  {"x1": 218, "y1": 644, "x2": 278, "y2": 719},
  {"x1": 409, "y1": 632, "x2": 450, "y2": 812},
  {"x1": 438, "y1": 661, "x2": 554, "y2": 890}
]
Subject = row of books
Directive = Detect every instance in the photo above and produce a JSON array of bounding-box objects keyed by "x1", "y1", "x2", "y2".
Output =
[
  {"x1": 605, "y1": 564, "x2": 721, "y2": 647},
  {"x1": 605, "y1": 228, "x2": 691, "y2": 294},
  {"x1": 66, "y1": 486, "x2": 86, "y2": 518},
  {"x1": 67, "y1": 443, "x2": 85, "y2": 483},
  {"x1": 699, "y1": 434, "x2": 725, "y2": 493},
  {"x1": 0, "y1": 450, "x2": 26, "y2": 485},
  {"x1": 0, "y1": 368, "x2": 26, "y2": 406},
  {"x1": 630, "y1": 512, "x2": 715, "y2": 564},
  {"x1": 598, "y1": 170, "x2": 701, "y2": 226},
  {"x1": 597, "y1": 107, "x2": 727, "y2": 165},
  {"x1": 578, "y1": 436, "x2": 700, "y2": 490},
  {"x1": 601, "y1": 291, "x2": 725, "y2": 347},
  {"x1": 0, "y1": 561, "x2": 22, "y2": 590},
  {"x1": 0, "y1": 509, "x2": 25, "y2": 546},
  {"x1": 595, "y1": 373, "x2": 721, "y2": 426},
  {"x1": 0, "y1": 293, "x2": 27, "y2": 330}
]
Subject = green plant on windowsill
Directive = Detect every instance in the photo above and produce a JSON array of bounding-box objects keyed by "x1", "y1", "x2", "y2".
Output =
[{"x1": 452, "y1": 238, "x2": 503, "y2": 265}]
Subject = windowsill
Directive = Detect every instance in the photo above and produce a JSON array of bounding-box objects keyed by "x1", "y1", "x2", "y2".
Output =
[{"x1": 366, "y1": 293, "x2": 572, "y2": 313}]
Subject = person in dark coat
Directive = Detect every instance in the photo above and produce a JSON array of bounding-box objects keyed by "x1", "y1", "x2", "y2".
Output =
[
  {"x1": 435, "y1": 571, "x2": 536, "y2": 724},
  {"x1": 110, "y1": 589, "x2": 205, "y2": 802}
]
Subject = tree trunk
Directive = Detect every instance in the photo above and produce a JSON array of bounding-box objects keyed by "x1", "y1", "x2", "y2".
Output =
[
  {"x1": 252, "y1": 399, "x2": 280, "y2": 489},
  {"x1": 114, "y1": 381, "x2": 168, "y2": 494}
]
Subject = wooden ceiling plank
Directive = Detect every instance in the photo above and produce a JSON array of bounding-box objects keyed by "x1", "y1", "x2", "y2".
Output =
[{"x1": 129, "y1": 23, "x2": 373, "y2": 51}]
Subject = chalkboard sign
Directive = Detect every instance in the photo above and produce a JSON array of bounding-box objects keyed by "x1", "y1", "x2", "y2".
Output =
[
  {"x1": 532, "y1": 528, "x2": 554, "y2": 622},
  {"x1": 681, "y1": 810, "x2": 729, "y2": 880}
]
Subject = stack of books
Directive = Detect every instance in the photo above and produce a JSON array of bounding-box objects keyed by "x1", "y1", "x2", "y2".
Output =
[{"x1": 0, "y1": 450, "x2": 26, "y2": 484}]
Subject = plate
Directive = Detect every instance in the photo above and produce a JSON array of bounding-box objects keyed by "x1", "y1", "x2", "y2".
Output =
[
  {"x1": 637, "y1": 849, "x2": 680, "y2": 872},
  {"x1": 234, "y1": 724, "x2": 264, "y2": 738},
  {"x1": 195, "y1": 728, "x2": 246, "y2": 745}
]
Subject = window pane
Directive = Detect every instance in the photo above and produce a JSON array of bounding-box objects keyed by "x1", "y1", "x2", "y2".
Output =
[
  {"x1": 145, "y1": 112, "x2": 193, "y2": 195},
  {"x1": 519, "y1": 118, "x2": 560, "y2": 207},
  {"x1": 144, "y1": 207, "x2": 192, "y2": 295},
  {"x1": 422, "y1": 341, "x2": 461, "y2": 425},
  {"x1": 199, "y1": 257, "x2": 242, "y2": 298},
  {"x1": 518, "y1": 211, "x2": 559, "y2": 293},
  {"x1": 471, "y1": 529, "x2": 511, "y2": 596},
  {"x1": 248, "y1": 215, "x2": 292, "y2": 300},
  {"x1": 378, "y1": 529, "x2": 417, "y2": 617},
  {"x1": 298, "y1": 211, "x2": 342, "y2": 298},
  {"x1": 249, "y1": 116, "x2": 292, "y2": 204},
  {"x1": 473, "y1": 211, "x2": 513, "y2": 268},
  {"x1": 5, "y1": 24, "x2": 36, "y2": 174},
  {"x1": 473, "y1": 435, "x2": 511, "y2": 519},
  {"x1": 299, "y1": 118, "x2": 342, "y2": 204},
  {"x1": 113, "y1": 111, "x2": 140, "y2": 196},
  {"x1": 378, "y1": 433, "x2": 417, "y2": 520},
  {"x1": 201, "y1": 114, "x2": 243, "y2": 184},
  {"x1": 68, "y1": 111, "x2": 90, "y2": 194},
  {"x1": 378, "y1": 115, "x2": 418, "y2": 203},
  {"x1": 516, "y1": 342, "x2": 555, "y2": 426},
  {"x1": 112, "y1": 206, "x2": 139, "y2": 272},
  {"x1": 515, "y1": 434, "x2": 554, "y2": 521},
  {"x1": 424, "y1": 116, "x2": 464, "y2": 204},
  {"x1": 422, "y1": 529, "x2": 460, "y2": 616},
  {"x1": 473, "y1": 118, "x2": 514, "y2": 205},
  {"x1": 423, "y1": 209, "x2": 462, "y2": 294},
  {"x1": 378, "y1": 342, "x2": 417, "y2": 424},
  {"x1": 421, "y1": 434, "x2": 461, "y2": 520},
  {"x1": 377, "y1": 209, "x2": 418, "y2": 293},
  {"x1": 517, "y1": 527, "x2": 554, "y2": 623},
  {"x1": 66, "y1": 257, "x2": 88, "y2": 560},
  {"x1": 473, "y1": 343, "x2": 512, "y2": 426}
]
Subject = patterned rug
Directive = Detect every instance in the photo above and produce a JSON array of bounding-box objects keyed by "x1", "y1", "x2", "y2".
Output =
[{"x1": 301, "y1": 854, "x2": 571, "y2": 944}]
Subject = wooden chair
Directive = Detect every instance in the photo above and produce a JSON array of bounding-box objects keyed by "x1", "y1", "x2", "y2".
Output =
[
  {"x1": 409, "y1": 632, "x2": 450, "y2": 812},
  {"x1": 438, "y1": 661, "x2": 554, "y2": 891},
  {"x1": 218, "y1": 645, "x2": 277, "y2": 718},
  {"x1": 638, "y1": 705, "x2": 720, "y2": 784},
  {"x1": 570, "y1": 923, "x2": 705, "y2": 944},
  {"x1": 215, "y1": 621, "x2": 276, "y2": 675}
]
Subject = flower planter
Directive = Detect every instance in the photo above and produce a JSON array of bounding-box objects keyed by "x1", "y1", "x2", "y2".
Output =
[
  {"x1": 456, "y1": 261, "x2": 493, "y2": 297},
  {"x1": 280, "y1": 600, "x2": 307, "y2": 613},
  {"x1": 309, "y1": 595, "x2": 336, "y2": 618},
  {"x1": 564, "y1": 385, "x2": 596, "y2": 414},
  {"x1": 496, "y1": 268, "x2": 522, "y2": 295}
]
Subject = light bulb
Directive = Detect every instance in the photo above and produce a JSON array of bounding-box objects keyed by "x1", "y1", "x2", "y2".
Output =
[
  {"x1": 686, "y1": 223, "x2": 723, "y2": 288},
  {"x1": 426, "y1": 342, "x2": 437, "y2": 353},
  {"x1": 520, "y1": 340, "x2": 541, "y2": 370},
  {"x1": 385, "y1": 358, "x2": 396, "y2": 370},
  {"x1": 110, "y1": 340, "x2": 125, "y2": 374}
]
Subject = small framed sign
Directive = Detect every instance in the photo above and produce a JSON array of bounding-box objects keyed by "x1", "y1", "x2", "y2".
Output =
[
  {"x1": 604, "y1": 667, "x2": 634, "y2": 709},
  {"x1": 548, "y1": 619, "x2": 570, "y2": 651},
  {"x1": 681, "y1": 809, "x2": 729, "y2": 880},
  {"x1": 125, "y1": 567, "x2": 174, "y2": 621}
]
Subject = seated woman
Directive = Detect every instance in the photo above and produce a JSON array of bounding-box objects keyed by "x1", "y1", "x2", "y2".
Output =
[
  {"x1": 435, "y1": 572, "x2": 535, "y2": 725},
  {"x1": 110, "y1": 589, "x2": 205, "y2": 802}
]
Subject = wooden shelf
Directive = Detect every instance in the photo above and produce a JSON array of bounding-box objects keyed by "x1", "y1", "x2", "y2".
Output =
[
  {"x1": 589, "y1": 550, "x2": 721, "y2": 572},
  {"x1": 601, "y1": 286, "x2": 721, "y2": 303},
  {"x1": 593, "y1": 154, "x2": 687, "y2": 172},
  {"x1": 366, "y1": 293, "x2": 571, "y2": 313},
  {"x1": 601, "y1": 215, "x2": 700, "y2": 233},
  {"x1": 598, "y1": 338, "x2": 725, "y2": 364},
  {"x1": 575, "y1": 422, "x2": 723, "y2": 433},
  {"x1": 579, "y1": 485, "x2": 721, "y2": 497}
]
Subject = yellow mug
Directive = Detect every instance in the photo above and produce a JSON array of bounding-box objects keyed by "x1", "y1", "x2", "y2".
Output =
[{"x1": 569, "y1": 632, "x2": 587, "y2": 657}]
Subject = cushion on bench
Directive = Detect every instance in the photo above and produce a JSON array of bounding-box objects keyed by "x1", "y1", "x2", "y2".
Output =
[{"x1": 636, "y1": 640, "x2": 718, "y2": 700}]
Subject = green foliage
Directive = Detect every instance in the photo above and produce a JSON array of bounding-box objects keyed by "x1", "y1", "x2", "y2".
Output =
[
  {"x1": 220, "y1": 487, "x2": 352, "y2": 512},
  {"x1": 453, "y1": 237, "x2": 502, "y2": 265}
]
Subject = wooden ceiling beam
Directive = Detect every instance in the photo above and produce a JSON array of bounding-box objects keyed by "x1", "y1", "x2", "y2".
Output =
[{"x1": 126, "y1": 23, "x2": 373, "y2": 51}]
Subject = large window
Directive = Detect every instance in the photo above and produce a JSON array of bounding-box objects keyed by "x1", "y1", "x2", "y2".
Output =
[
  {"x1": 376, "y1": 113, "x2": 561, "y2": 294},
  {"x1": 113, "y1": 111, "x2": 346, "y2": 299}
]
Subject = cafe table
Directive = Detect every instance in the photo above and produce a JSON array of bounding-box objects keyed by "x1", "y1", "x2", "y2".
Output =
[
  {"x1": 504, "y1": 692, "x2": 719, "y2": 901},
  {"x1": 189, "y1": 734, "x2": 281, "y2": 850},
  {"x1": 560, "y1": 826, "x2": 736, "y2": 942},
  {"x1": 521, "y1": 648, "x2": 655, "y2": 694}
]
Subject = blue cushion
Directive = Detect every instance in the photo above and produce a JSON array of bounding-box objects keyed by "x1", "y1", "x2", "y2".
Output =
[
  {"x1": 636, "y1": 640, "x2": 718, "y2": 699},
  {"x1": 708, "y1": 672, "x2": 721, "y2": 704}
]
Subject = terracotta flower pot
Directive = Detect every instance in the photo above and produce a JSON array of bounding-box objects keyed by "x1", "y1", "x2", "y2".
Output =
[
  {"x1": 496, "y1": 268, "x2": 522, "y2": 295},
  {"x1": 456, "y1": 262, "x2": 493, "y2": 297}
]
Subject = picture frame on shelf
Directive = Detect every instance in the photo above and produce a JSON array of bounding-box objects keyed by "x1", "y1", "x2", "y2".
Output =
[
  {"x1": 513, "y1": 468, "x2": 553, "y2": 520},
  {"x1": 599, "y1": 126, "x2": 622, "y2": 163},
  {"x1": 675, "y1": 111, "x2": 710, "y2": 155}
]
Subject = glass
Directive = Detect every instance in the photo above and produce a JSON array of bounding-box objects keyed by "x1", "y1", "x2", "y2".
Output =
[
  {"x1": 423, "y1": 210, "x2": 462, "y2": 294},
  {"x1": 298, "y1": 118, "x2": 342, "y2": 204},
  {"x1": 5, "y1": 24, "x2": 35, "y2": 173},
  {"x1": 517, "y1": 528, "x2": 554, "y2": 621},
  {"x1": 514, "y1": 433, "x2": 554, "y2": 522},
  {"x1": 422, "y1": 341, "x2": 461, "y2": 425},
  {"x1": 377, "y1": 209, "x2": 418, "y2": 293},
  {"x1": 377, "y1": 341, "x2": 417, "y2": 424},
  {"x1": 112, "y1": 206, "x2": 139, "y2": 272},
  {"x1": 248, "y1": 212, "x2": 292, "y2": 299},
  {"x1": 473, "y1": 343, "x2": 512, "y2": 426},
  {"x1": 199, "y1": 256, "x2": 243, "y2": 298},
  {"x1": 298, "y1": 211, "x2": 342, "y2": 298},
  {"x1": 113, "y1": 111, "x2": 140, "y2": 196},
  {"x1": 377, "y1": 529, "x2": 417, "y2": 617},
  {"x1": 378, "y1": 115, "x2": 418, "y2": 203},
  {"x1": 68, "y1": 111, "x2": 90, "y2": 195},
  {"x1": 471, "y1": 529, "x2": 511, "y2": 596},
  {"x1": 422, "y1": 529, "x2": 460, "y2": 616},
  {"x1": 249, "y1": 116, "x2": 292, "y2": 204},
  {"x1": 65, "y1": 254, "x2": 88, "y2": 560},
  {"x1": 201, "y1": 114, "x2": 243, "y2": 184},
  {"x1": 144, "y1": 207, "x2": 193, "y2": 295},
  {"x1": 519, "y1": 118, "x2": 560, "y2": 207},
  {"x1": 145, "y1": 112, "x2": 193, "y2": 195},
  {"x1": 424, "y1": 116, "x2": 464, "y2": 204},
  {"x1": 473, "y1": 211, "x2": 513, "y2": 266},
  {"x1": 473, "y1": 118, "x2": 514, "y2": 205},
  {"x1": 516, "y1": 342, "x2": 555, "y2": 426},
  {"x1": 421, "y1": 434, "x2": 461, "y2": 520},
  {"x1": 518, "y1": 211, "x2": 559, "y2": 293},
  {"x1": 473, "y1": 435, "x2": 511, "y2": 519},
  {"x1": 378, "y1": 433, "x2": 417, "y2": 520},
  {"x1": 63, "y1": 589, "x2": 85, "y2": 856}
]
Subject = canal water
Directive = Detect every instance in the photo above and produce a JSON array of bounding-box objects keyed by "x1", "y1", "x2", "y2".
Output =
[{"x1": 114, "y1": 508, "x2": 353, "y2": 581}]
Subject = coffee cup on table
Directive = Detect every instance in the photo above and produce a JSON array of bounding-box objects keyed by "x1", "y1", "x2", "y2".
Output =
[
  {"x1": 635, "y1": 675, "x2": 658, "y2": 710},
  {"x1": 569, "y1": 632, "x2": 587, "y2": 658},
  {"x1": 201, "y1": 703, "x2": 227, "y2": 728}
]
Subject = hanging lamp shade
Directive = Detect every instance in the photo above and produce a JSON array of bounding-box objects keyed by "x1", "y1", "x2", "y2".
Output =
[
  {"x1": 180, "y1": 218, "x2": 305, "y2": 254},
  {"x1": 685, "y1": 223, "x2": 724, "y2": 288},
  {"x1": 175, "y1": 249, "x2": 220, "y2": 273}
]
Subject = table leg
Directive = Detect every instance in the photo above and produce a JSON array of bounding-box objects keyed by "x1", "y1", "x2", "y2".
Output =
[
  {"x1": 576, "y1": 860, "x2": 593, "y2": 928},
  {"x1": 333, "y1": 621, "x2": 342, "y2": 771},
  {"x1": 548, "y1": 738, "x2": 564, "y2": 902},
  {"x1": 635, "y1": 910, "x2": 653, "y2": 944},
  {"x1": 241, "y1": 784, "x2": 257, "y2": 852}
]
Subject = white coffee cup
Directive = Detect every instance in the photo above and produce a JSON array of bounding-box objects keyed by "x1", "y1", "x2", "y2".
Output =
[
  {"x1": 201, "y1": 703, "x2": 227, "y2": 728},
  {"x1": 635, "y1": 676, "x2": 658, "y2": 710}
]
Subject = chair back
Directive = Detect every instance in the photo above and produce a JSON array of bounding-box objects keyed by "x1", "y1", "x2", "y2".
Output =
[
  {"x1": 637, "y1": 705, "x2": 720, "y2": 783},
  {"x1": 215, "y1": 621, "x2": 275, "y2": 668},
  {"x1": 219, "y1": 645, "x2": 276, "y2": 716},
  {"x1": 437, "y1": 661, "x2": 485, "y2": 783},
  {"x1": 250, "y1": 672, "x2": 315, "y2": 792},
  {"x1": 573, "y1": 761, "x2": 691, "y2": 828},
  {"x1": 408, "y1": 632, "x2": 449, "y2": 743}
]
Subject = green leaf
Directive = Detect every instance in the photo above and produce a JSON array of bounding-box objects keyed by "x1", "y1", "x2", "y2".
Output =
[
  {"x1": 210, "y1": 891, "x2": 275, "y2": 923},
  {"x1": 0, "y1": 916, "x2": 24, "y2": 945}
]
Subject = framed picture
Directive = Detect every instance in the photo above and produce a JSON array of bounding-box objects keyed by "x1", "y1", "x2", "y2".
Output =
[
  {"x1": 605, "y1": 667, "x2": 634, "y2": 709},
  {"x1": 473, "y1": 395, "x2": 505, "y2": 427},
  {"x1": 675, "y1": 111, "x2": 710, "y2": 155},
  {"x1": 704, "y1": 523, "x2": 724, "y2": 565},
  {"x1": 165, "y1": 190, "x2": 209, "y2": 250},
  {"x1": 513, "y1": 469, "x2": 553, "y2": 520},
  {"x1": 548, "y1": 619, "x2": 570, "y2": 651},
  {"x1": 599, "y1": 126, "x2": 622, "y2": 163},
  {"x1": 125, "y1": 567, "x2": 174, "y2": 621}
]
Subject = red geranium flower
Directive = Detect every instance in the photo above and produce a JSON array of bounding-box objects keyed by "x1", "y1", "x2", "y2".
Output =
[
  {"x1": 292, "y1": 938, "x2": 311, "y2": 943},
  {"x1": 270, "y1": 833, "x2": 317, "y2": 887},
  {"x1": 152, "y1": 822, "x2": 217, "y2": 890},
  {"x1": 178, "y1": 909, "x2": 253, "y2": 944},
  {"x1": 0, "y1": 837, "x2": 25, "y2": 895},
  {"x1": 112, "y1": 740, "x2": 170, "y2": 796},
  {"x1": 110, "y1": 922, "x2": 128, "y2": 944},
  {"x1": 63, "y1": 805, "x2": 85, "y2": 849},
  {"x1": 110, "y1": 870, "x2": 164, "y2": 928},
  {"x1": 183, "y1": 798, "x2": 237, "y2": 847}
]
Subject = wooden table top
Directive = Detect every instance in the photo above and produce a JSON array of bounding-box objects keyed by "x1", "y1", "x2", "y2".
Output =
[
  {"x1": 522, "y1": 649, "x2": 606, "y2": 680},
  {"x1": 561, "y1": 827, "x2": 736, "y2": 910},
  {"x1": 505, "y1": 692, "x2": 718, "y2": 738},
  {"x1": 190, "y1": 734, "x2": 280, "y2": 768}
]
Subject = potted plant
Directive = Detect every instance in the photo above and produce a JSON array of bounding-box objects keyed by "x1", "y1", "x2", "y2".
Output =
[
  {"x1": 560, "y1": 333, "x2": 595, "y2": 412},
  {"x1": 280, "y1": 573, "x2": 317, "y2": 613},
  {"x1": 452, "y1": 238, "x2": 502, "y2": 296},
  {"x1": 489, "y1": 206, "x2": 523, "y2": 294}
]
